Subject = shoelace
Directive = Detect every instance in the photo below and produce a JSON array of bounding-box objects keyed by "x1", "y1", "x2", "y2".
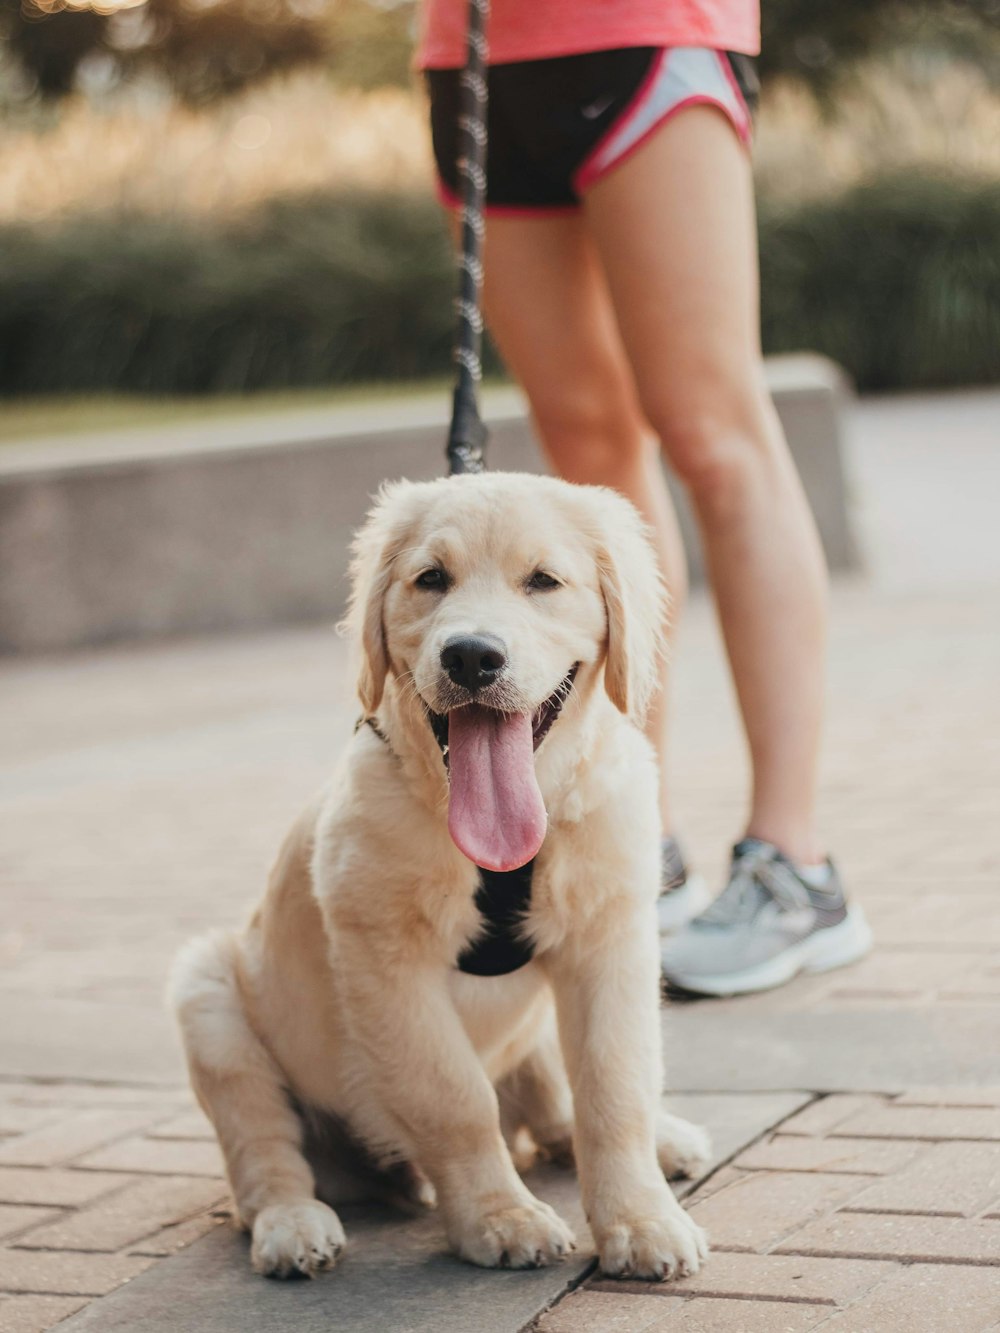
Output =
[{"x1": 697, "y1": 845, "x2": 810, "y2": 928}]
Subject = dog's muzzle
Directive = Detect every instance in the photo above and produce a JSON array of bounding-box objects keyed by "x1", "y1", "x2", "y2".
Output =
[{"x1": 426, "y1": 663, "x2": 578, "y2": 766}]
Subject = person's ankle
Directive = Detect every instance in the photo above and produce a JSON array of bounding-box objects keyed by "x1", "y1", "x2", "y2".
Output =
[{"x1": 743, "y1": 826, "x2": 824, "y2": 868}]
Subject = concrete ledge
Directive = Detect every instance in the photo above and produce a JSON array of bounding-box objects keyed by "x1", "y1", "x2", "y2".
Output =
[{"x1": 0, "y1": 355, "x2": 858, "y2": 654}]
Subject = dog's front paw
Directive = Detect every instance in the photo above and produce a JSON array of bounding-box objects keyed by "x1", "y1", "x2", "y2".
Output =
[
  {"x1": 451, "y1": 1195, "x2": 576, "y2": 1269},
  {"x1": 251, "y1": 1199, "x2": 346, "y2": 1278},
  {"x1": 596, "y1": 1198, "x2": 708, "y2": 1281},
  {"x1": 656, "y1": 1110, "x2": 713, "y2": 1181}
]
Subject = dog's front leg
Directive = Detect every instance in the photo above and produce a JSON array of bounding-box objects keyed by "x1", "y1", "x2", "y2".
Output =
[
  {"x1": 339, "y1": 949, "x2": 576, "y2": 1269},
  {"x1": 548, "y1": 913, "x2": 708, "y2": 1281}
]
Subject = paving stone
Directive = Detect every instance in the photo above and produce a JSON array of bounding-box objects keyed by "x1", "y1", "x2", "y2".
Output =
[
  {"x1": 939, "y1": 979, "x2": 1000, "y2": 1002},
  {"x1": 862, "y1": 896, "x2": 1000, "y2": 948},
  {"x1": 0, "y1": 1087, "x2": 186, "y2": 1111},
  {"x1": 832, "y1": 1104, "x2": 1000, "y2": 1142},
  {"x1": 893, "y1": 1088, "x2": 1000, "y2": 1108},
  {"x1": 683, "y1": 1167, "x2": 746, "y2": 1205},
  {"x1": 596, "y1": 1252, "x2": 897, "y2": 1306},
  {"x1": 537, "y1": 1291, "x2": 683, "y2": 1332},
  {"x1": 75, "y1": 1137, "x2": 224, "y2": 1178},
  {"x1": 0, "y1": 1294, "x2": 88, "y2": 1333},
  {"x1": 0, "y1": 1169, "x2": 128, "y2": 1208},
  {"x1": 17, "y1": 1176, "x2": 227, "y2": 1252},
  {"x1": 733, "y1": 1136, "x2": 920, "y2": 1176},
  {"x1": 664, "y1": 1094, "x2": 812, "y2": 1172},
  {"x1": 775, "y1": 1211, "x2": 1000, "y2": 1263},
  {"x1": 817, "y1": 1263, "x2": 1000, "y2": 1331},
  {"x1": 0, "y1": 1109, "x2": 66, "y2": 1139},
  {"x1": 778, "y1": 1098, "x2": 886, "y2": 1139},
  {"x1": 688, "y1": 1173, "x2": 873, "y2": 1253},
  {"x1": 657, "y1": 1005, "x2": 1000, "y2": 1093},
  {"x1": 0, "y1": 1113, "x2": 159, "y2": 1169},
  {"x1": 146, "y1": 1111, "x2": 214, "y2": 1141},
  {"x1": 0, "y1": 1206, "x2": 62, "y2": 1242},
  {"x1": 659, "y1": 1297, "x2": 830, "y2": 1330},
  {"x1": 844, "y1": 1141, "x2": 1000, "y2": 1217},
  {"x1": 818, "y1": 951, "x2": 970, "y2": 999},
  {"x1": 130, "y1": 1210, "x2": 229, "y2": 1258},
  {"x1": 0, "y1": 1249, "x2": 153, "y2": 1296}
]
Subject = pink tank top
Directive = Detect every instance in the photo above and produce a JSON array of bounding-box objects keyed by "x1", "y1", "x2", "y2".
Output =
[{"x1": 417, "y1": 0, "x2": 760, "y2": 70}]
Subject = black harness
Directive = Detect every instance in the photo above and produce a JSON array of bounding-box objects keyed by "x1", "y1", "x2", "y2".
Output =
[
  {"x1": 357, "y1": 717, "x2": 537, "y2": 977},
  {"x1": 457, "y1": 859, "x2": 536, "y2": 976}
]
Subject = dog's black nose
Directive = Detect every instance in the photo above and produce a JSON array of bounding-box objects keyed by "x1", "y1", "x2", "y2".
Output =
[{"x1": 441, "y1": 635, "x2": 508, "y2": 693}]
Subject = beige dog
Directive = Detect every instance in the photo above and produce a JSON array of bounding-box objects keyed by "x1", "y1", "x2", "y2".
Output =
[{"x1": 170, "y1": 471, "x2": 710, "y2": 1282}]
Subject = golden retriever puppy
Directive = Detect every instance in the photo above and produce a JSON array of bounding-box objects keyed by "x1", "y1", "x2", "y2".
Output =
[{"x1": 170, "y1": 472, "x2": 710, "y2": 1282}]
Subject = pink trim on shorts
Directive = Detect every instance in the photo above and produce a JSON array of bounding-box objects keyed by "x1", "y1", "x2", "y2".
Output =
[
  {"x1": 435, "y1": 176, "x2": 580, "y2": 219},
  {"x1": 574, "y1": 47, "x2": 671, "y2": 195},
  {"x1": 574, "y1": 47, "x2": 751, "y2": 196}
]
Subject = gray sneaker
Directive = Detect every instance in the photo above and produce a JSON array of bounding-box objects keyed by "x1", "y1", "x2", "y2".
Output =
[
  {"x1": 660, "y1": 838, "x2": 872, "y2": 996},
  {"x1": 657, "y1": 836, "x2": 711, "y2": 934}
]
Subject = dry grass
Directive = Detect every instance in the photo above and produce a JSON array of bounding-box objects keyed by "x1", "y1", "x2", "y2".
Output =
[
  {"x1": 0, "y1": 71, "x2": 435, "y2": 223},
  {"x1": 0, "y1": 55, "x2": 998, "y2": 225},
  {"x1": 755, "y1": 58, "x2": 1000, "y2": 203}
]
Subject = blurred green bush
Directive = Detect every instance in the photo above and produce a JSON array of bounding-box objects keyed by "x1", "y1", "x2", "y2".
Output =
[
  {"x1": 0, "y1": 195, "x2": 460, "y2": 394},
  {"x1": 1, "y1": 175, "x2": 997, "y2": 396},
  {"x1": 759, "y1": 174, "x2": 1000, "y2": 391}
]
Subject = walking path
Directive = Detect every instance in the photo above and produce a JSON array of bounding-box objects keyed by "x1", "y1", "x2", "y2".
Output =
[{"x1": 1, "y1": 390, "x2": 998, "y2": 1331}]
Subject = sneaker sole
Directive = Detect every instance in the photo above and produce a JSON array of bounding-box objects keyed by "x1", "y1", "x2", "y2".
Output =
[
  {"x1": 657, "y1": 873, "x2": 712, "y2": 935},
  {"x1": 662, "y1": 905, "x2": 874, "y2": 998}
]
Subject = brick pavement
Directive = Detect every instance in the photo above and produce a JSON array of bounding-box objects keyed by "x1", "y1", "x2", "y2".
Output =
[
  {"x1": 540, "y1": 1089, "x2": 1000, "y2": 1330},
  {"x1": 0, "y1": 1083, "x2": 227, "y2": 1331},
  {"x1": 2, "y1": 573, "x2": 999, "y2": 1329}
]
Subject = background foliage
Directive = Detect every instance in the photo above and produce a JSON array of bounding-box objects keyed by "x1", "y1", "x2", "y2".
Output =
[
  {"x1": 3, "y1": 0, "x2": 1000, "y2": 106},
  {"x1": 0, "y1": 0, "x2": 998, "y2": 396},
  {"x1": 0, "y1": 0, "x2": 414, "y2": 105},
  {"x1": 2, "y1": 179, "x2": 997, "y2": 396},
  {"x1": 759, "y1": 0, "x2": 1000, "y2": 99}
]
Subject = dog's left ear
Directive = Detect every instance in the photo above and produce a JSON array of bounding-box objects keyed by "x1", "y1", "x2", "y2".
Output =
[
  {"x1": 590, "y1": 492, "x2": 668, "y2": 721},
  {"x1": 340, "y1": 483, "x2": 413, "y2": 714}
]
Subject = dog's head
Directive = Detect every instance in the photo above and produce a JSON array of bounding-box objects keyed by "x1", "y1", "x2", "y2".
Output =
[{"x1": 344, "y1": 473, "x2": 665, "y2": 870}]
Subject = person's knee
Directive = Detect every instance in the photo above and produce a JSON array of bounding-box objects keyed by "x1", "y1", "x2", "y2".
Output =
[
  {"x1": 533, "y1": 385, "x2": 648, "y2": 486},
  {"x1": 643, "y1": 384, "x2": 779, "y2": 515}
]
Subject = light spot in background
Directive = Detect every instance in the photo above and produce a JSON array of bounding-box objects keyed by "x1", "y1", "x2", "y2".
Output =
[
  {"x1": 30, "y1": 0, "x2": 145, "y2": 12},
  {"x1": 233, "y1": 114, "x2": 272, "y2": 151},
  {"x1": 76, "y1": 51, "x2": 119, "y2": 98},
  {"x1": 0, "y1": 932, "x2": 25, "y2": 965}
]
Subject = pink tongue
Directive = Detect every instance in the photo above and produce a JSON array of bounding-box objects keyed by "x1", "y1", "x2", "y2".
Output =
[{"x1": 446, "y1": 707, "x2": 547, "y2": 872}]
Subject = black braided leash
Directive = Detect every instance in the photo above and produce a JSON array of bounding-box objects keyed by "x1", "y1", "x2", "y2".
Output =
[
  {"x1": 439, "y1": 2, "x2": 539, "y2": 976},
  {"x1": 445, "y1": 0, "x2": 490, "y2": 476}
]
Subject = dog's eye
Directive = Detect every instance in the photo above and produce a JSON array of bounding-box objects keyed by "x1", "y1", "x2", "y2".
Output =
[
  {"x1": 527, "y1": 570, "x2": 560, "y2": 591},
  {"x1": 415, "y1": 568, "x2": 448, "y2": 591}
]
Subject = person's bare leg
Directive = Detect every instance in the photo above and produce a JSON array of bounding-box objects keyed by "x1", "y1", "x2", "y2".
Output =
[
  {"x1": 477, "y1": 212, "x2": 687, "y2": 833},
  {"x1": 585, "y1": 107, "x2": 828, "y2": 865}
]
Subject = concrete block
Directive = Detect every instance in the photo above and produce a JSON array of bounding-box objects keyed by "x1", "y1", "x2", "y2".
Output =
[{"x1": 0, "y1": 356, "x2": 858, "y2": 654}]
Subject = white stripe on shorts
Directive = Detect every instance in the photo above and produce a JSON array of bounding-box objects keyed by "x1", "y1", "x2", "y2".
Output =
[{"x1": 574, "y1": 47, "x2": 751, "y2": 194}]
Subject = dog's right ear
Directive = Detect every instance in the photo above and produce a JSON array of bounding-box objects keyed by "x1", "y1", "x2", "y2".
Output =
[{"x1": 340, "y1": 483, "x2": 413, "y2": 715}]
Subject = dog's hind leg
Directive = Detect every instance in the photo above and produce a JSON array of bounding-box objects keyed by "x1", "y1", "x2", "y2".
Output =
[
  {"x1": 169, "y1": 932, "x2": 346, "y2": 1278},
  {"x1": 656, "y1": 1108, "x2": 713, "y2": 1182},
  {"x1": 498, "y1": 1012, "x2": 575, "y2": 1168}
]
